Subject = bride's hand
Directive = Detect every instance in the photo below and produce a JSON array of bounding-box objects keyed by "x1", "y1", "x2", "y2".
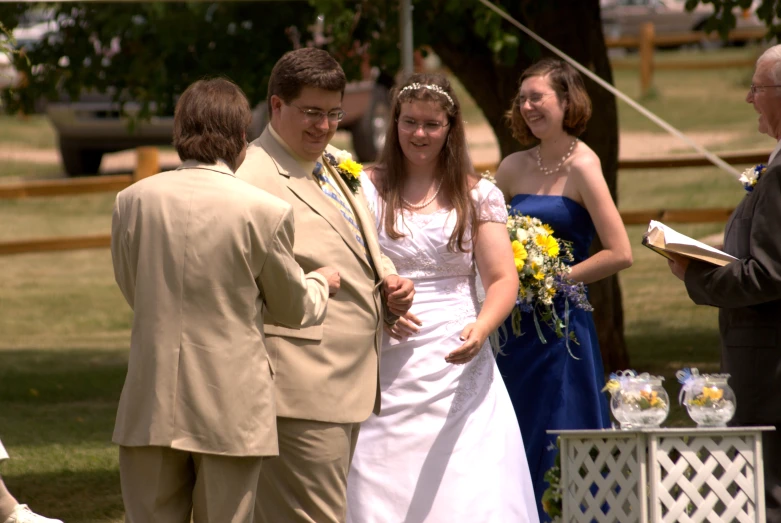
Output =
[
  {"x1": 446, "y1": 322, "x2": 489, "y2": 365},
  {"x1": 384, "y1": 311, "x2": 423, "y2": 340}
]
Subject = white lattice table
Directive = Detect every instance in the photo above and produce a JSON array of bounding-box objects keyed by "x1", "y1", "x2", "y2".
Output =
[{"x1": 550, "y1": 427, "x2": 775, "y2": 523}]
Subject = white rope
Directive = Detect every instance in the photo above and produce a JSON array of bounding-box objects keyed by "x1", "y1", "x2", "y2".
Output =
[{"x1": 476, "y1": 0, "x2": 742, "y2": 178}]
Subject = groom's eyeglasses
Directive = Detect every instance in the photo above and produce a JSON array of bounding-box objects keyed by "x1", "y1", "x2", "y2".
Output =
[
  {"x1": 749, "y1": 83, "x2": 781, "y2": 95},
  {"x1": 288, "y1": 102, "x2": 345, "y2": 123}
]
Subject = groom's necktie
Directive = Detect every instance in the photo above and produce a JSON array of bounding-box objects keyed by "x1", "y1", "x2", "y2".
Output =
[{"x1": 313, "y1": 161, "x2": 368, "y2": 257}]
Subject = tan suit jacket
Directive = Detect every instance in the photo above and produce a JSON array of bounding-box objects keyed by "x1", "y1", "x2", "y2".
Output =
[
  {"x1": 111, "y1": 161, "x2": 329, "y2": 457},
  {"x1": 236, "y1": 128, "x2": 396, "y2": 423}
]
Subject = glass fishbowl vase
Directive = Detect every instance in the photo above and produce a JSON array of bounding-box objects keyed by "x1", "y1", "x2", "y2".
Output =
[
  {"x1": 682, "y1": 374, "x2": 736, "y2": 428},
  {"x1": 610, "y1": 374, "x2": 669, "y2": 429}
]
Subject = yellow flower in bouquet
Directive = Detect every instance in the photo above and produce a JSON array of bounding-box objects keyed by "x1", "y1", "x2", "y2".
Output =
[
  {"x1": 535, "y1": 234, "x2": 560, "y2": 258},
  {"x1": 511, "y1": 240, "x2": 528, "y2": 272},
  {"x1": 505, "y1": 212, "x2": 592, "y2": 355}
]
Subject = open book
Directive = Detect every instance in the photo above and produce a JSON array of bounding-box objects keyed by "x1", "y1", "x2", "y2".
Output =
[{"x1": 642, "y1": 220, "x2": 737, "y2": 267}]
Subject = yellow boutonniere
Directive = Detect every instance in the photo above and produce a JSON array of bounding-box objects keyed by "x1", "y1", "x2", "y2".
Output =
[
  {"x1": 337, "y1": 158, "x2": 363, "y2": 179},
  {"x1": 325, "y1": 150, "x2": 363, "y2": 194}
]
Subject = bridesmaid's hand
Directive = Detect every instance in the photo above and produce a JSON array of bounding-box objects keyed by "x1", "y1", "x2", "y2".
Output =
[
  {"x1": 446, "y1": 322, "x2": 489, "y2": 365},
  {"x1": 384, "y1": 311, "x2": 423, "y2": 340}
]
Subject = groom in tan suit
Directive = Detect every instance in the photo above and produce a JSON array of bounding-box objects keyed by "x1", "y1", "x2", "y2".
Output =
[
  {"x1": 111, "y1": 78, "x2": 337, "y2": 523},
  {"x1": 236, "y1": 48, "x2": 415, "y2": 522}
]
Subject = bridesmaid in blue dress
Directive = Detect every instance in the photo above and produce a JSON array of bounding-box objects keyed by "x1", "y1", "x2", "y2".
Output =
[{"x1": 494, "y1": 58, "x2": 633, "y2": 520}]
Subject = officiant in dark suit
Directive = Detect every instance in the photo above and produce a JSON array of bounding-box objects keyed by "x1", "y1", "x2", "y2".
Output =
[{"x1": 668, "y1": 45, "x2": 781, "y2": 522}]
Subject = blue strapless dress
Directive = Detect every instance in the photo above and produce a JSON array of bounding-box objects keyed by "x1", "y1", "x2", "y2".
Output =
[{"x1": 495, "y1": 194, "x2": 611, "y2": 521}]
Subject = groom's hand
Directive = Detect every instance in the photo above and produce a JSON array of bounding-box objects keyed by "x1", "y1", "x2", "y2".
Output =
[
  {"x1": 382, "y1": 275, "x2": 415, "y2": 316},
  {"x1": 315, "y1": 267, "x2": 341, "y2": 296}
]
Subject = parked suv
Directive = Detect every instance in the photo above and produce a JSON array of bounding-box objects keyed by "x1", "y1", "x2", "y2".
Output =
[
  {"x1": 47, "y1": 79, "x2": 389, "y2": 176},
  {"x1": 601, "y1": 0, "x2": 763, "y2": 42},
  {"x1": 4, "y1": 14, "x2": 390, "y2": 176}
]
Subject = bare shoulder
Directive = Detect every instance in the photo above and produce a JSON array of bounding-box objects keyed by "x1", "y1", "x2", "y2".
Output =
[
  {"x1": 495, "y1": 149, "x2": 535, "y2": 184},
  {"x1": 569, "y1": 142, "x2": 601, "y2": 170},
  {"x1": 567, "y1": 142, "x2": 605, "y2": 185}
]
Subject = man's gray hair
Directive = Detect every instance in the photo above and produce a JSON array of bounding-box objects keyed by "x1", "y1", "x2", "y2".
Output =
[{"x1": 757, "y1": 45, "x2": 781, "y2": 84}]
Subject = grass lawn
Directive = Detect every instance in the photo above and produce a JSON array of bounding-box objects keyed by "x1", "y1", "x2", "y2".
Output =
[
  {"x1": 0, "y1": 47, "x2": 765, "y2": 521},
  {"x1": 613, "y1": 46, "x2": 760, "y2": 134},
  {"x1": 0, "y1": 160, "x2": 61, "y2": 179},
  {"x1": 0, "y1": 114, "x2": 57, "y2": 150}
]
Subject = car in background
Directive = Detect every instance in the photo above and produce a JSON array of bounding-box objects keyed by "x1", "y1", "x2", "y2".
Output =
[
  {"x1": 601, "y1": 0, "x2": 764, "y2": 42},
  {"x1": 46, "y1": 79, "x2": 389, "y2": 176},
  {"x1": 3, "y1": 14, "x2": 390, "y2": 176}
]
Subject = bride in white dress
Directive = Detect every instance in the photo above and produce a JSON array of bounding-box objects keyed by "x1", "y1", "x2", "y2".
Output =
[{"x1": 346, "y1": 74, "x2": 538, "y2": 523}]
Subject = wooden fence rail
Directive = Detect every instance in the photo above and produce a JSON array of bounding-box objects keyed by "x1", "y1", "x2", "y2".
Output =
[
  {"x1": 0, "y1": 147, "x2": 767, "y2": 256},
  {"x1": 1, "y1": 150, "x2": 767, "y2": 202},
  {"x1": 604, "y1": 26, "x2": 766, "y2": 50},
  {"x1": 0, "y1": 205, "x2": 738, "y2": 256},
  {"x1": 0, "y1": 174, "x2": 133, "y2": 199},
  {"x1": 606, "y1": 24, "x2": 766, "y2": 96},
  {"x1": 0, "y1": 235, "x2": 111, "y2": 256},
  {"x1": 473, "y1": 149, "x2": 770, "y2": 175}
]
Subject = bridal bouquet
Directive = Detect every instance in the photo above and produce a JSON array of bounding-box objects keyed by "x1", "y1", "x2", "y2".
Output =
[{"x1": 507, "y1": 212, "x2": 592, "y2": 353}]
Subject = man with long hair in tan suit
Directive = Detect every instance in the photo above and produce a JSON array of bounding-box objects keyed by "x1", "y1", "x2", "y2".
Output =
[
  {"x1": 236, "y1": 48, "x2": 415, "y2": 522},
  {"x1": 111, "y1": 77, "x2": 339, "y2": 523}
]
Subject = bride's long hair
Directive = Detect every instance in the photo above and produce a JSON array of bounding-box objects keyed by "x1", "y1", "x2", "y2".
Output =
[{"x1": 374, "y1": 73, "x2": 477, "y2": 253}]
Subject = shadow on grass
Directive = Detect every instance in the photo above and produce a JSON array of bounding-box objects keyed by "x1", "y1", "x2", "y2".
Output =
[
  {"x1": 0, "y1": 349, "x2": 125, "y2": 448},
  {"x1": 626, "y1": 323, "x2": 722, "y2": 375},
  {"x1": 0, "y1": 349, "x2": 126, "y2": 521},
  {"x1": 3, "y1": 468, "x2": 124, "y2": 523},
  {"x1": 0, "y1": 348, "x2": 127, "y2": 404}
]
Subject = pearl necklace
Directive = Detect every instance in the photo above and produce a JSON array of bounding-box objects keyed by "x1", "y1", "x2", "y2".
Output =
[
  {"x1": 537, "y1": 138, "x2": 578, "y2": 176},
  {"x1": 402, "y1": 180, "x2": 443, "y2": 210}
]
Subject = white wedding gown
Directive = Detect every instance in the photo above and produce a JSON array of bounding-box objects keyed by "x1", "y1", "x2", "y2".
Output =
[{"x1": 347, "y1": 177, "x2": 539, "y2": 523}]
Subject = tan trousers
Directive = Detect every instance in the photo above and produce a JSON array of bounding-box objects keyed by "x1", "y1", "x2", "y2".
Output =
[
  {"x1": 119, "y1": 446, "x2": 263, "y2": 523},
  {"x1": 254, "y1": 418, "x2": 361, "y2": 523}
]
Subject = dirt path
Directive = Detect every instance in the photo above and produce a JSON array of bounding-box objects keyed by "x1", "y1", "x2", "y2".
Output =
[
  {"x1": 0, "y1": 147, "x2": 182, "y2": 174},
  {"x1": 0, "y1": 127, "x2": 770, "y2": 176},
  {"x1": 466, "y1": 126, "x2": 762, "y2": 167}
]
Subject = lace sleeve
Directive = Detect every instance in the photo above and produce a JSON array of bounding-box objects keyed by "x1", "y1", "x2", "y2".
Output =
[{"x1": 475, "y1": 179, "x2": 508, "y2": 223}]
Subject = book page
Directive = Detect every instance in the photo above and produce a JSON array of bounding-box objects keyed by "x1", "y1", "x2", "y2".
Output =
[
  {"x1": 649, "y1": 220, "x2": 736, "y2": 259},
  {"x1": 645, "y1": 220, "x2": 737, "y2": 266}
]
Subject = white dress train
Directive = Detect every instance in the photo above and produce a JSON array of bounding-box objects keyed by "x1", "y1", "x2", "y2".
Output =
[{"x1": 346, "y1": 177, "x2": 539, "y2": 523}]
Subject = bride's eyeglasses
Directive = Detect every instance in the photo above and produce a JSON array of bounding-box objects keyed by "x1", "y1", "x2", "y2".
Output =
[{"x1": 397, "y1": 117, "x2": 450, "y2": 134}]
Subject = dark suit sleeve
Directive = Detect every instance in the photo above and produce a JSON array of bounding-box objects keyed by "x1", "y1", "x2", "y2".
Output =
[{"x1": 685, "y1": 166, "x2": 781, "y2": 308}]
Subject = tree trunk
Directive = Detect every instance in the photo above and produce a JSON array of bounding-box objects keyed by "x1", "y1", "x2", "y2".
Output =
[{"x1": 432, "y1": 0, "x2": 630, "y2": 370}]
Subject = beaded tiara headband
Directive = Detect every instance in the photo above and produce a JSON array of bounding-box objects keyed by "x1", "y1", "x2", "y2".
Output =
[{"x1": 399, "y1": 83, "x2": 454, "y2": 107}]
